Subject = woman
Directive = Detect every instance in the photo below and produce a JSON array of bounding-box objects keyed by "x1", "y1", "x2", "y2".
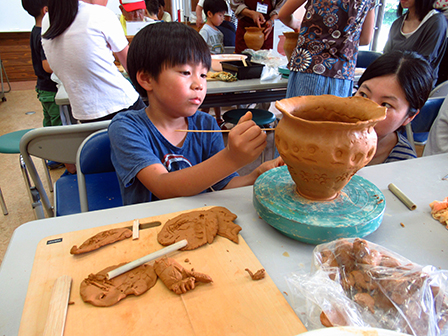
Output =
[
  {"x1": 230, "y1": 0, "x2": 286, "y2": 53},
  {"x1": 42, "y1": 0, "x2": 146, "y2": 123},
  {"x1": 384, "y1": 0, "x2": 447, "y2": 87},
  {"x1": 278, "y1": 0, "x2": 376, "y2": 98},
  {"x1": 355, "y1": 50, "x2": 433, "y2": 164}
]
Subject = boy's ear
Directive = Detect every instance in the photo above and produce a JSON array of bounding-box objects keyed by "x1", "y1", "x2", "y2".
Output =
[
  {"x1": 206, "y1": 10, "x2": 213, "y2": 18},
  {"x1": 136, "y1": 70, "x2": 154, "y2": 92},
  {"x1": 42, "y1": 6, "x2": 48, "y2": 15}
]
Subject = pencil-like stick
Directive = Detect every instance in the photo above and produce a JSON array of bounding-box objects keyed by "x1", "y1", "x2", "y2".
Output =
[
  {"x1": 388, "y1": 183, "x2": 417, "y2": 210},
  {"x1": 176, "y1": 128, "x2": 275, "y2": 133},
  {"x1": 106, "y1": 239, "x2": 188, "y2": 280}
]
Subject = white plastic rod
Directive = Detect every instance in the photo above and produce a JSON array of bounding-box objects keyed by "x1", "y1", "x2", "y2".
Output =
[{"x1": 107, "y1": 239, "x2": 188, "y2": 280}]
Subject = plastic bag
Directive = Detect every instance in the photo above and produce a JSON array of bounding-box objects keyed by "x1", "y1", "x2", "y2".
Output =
[
  {"x1": 242, "y1": 49, "x2": 287, "y2": 81},
  {"x1": 285, "y1": 238, "x2": 448, "y2": 336}
]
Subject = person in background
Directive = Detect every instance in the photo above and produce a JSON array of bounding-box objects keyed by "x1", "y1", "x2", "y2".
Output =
[
  {"x1": 42, "y1": 0, "x2": 146, "y2": 123},
  {"x1": 119, "y1": 0, "x2": 148, "y2": 35},
  {"x1": 21, "y1": 0, "x2": 61, "y2": 128},
  {"x1": 354, "y1": 51, "x2": 433, "y2": 165},
  {"x1": 157, "y1": 0, "x2": 172, "y2": 21},
  {"x1": 108, "y1": 22, "x2": 283, "y2": 205},
  {"x1": 199, "y1": 0, "x2": 228, "y2": 124},
  {"x1": 423, "y1": 94, "x2": 448, "y2": 156},
  {"x1": 196, "y1": 0, "x2": 236, "y2": 46},
  {"x1": 199, "y1": 0, "x2": 227, "y2": 54},
  {"x1": 383, "y1": 0, "x2": 447, "y2": 87},
  {"x1": 278, "y1": 0, "x2": 375, "y2": 98},
  {"x1": 145, "y1": 0, "x2": 162, "y2": 21},
  {"x1": 230, "y1": 0, "x2": 286, "y2": 53}
]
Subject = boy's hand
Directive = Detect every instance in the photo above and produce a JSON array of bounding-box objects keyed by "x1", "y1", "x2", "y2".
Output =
[
  {"x1": 226, "y1": 112, "x2": 267, "y2": 167},
  {"x1": 255, "y1": 156, "x2": 285, "y2": 177}
]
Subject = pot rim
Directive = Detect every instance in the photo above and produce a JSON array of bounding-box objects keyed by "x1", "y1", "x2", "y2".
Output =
[{"x1": 275, "y1": 95, "x2": 387, "y2": 127}]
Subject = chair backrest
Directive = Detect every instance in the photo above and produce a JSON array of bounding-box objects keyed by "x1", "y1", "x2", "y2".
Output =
[
  {"x1": 430, "y1": 80, "x2": 448, "y2": 98},
  {"x1": 405, "y1": 96, "x2": 445, "y2": 148},
  {"x1": 19, "y1": 120, "x2": 111, "y2": 218},
  {"x1": 356, "y1": 50, "x2": 382, "y2": 69},
  {"x1": 76, "y1": 129, "x2": 121, "y2": 212}
]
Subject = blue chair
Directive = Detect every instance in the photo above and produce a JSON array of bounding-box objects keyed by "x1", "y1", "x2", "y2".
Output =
[
  {"x1": 20, "y1": 121, "x2": 111, "y2": 218},
  {"x1": 405, "y1": 97, "x2": 445, "y2": 148},
  {"x1": 356, "y1": 50, "x2": 382, "y2": 68},
  {"x1": 76, "y1": 129, "x2": 122, "y2": 213}
]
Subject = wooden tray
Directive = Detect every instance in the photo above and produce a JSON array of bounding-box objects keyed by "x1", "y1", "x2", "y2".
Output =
[{"x1": 19, "y1": 206, "x2": 306, "y2": 336}]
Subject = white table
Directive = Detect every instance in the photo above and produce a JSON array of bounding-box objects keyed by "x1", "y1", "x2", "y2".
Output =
[
  {"x1": 1, "y1": 154, "x2": 448, "y2": 335},
  {"x1": 55, "y1": 77, "x2": 289, "y2": 109}
]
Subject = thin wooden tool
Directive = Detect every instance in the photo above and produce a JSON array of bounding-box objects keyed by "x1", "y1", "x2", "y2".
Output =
[
  {"x1": 107, "y1": 239, "x2": 188, "y2": 279},
  {"x1": 43, "y1": 275, "x2": 72, "y2": 336},
  {"x1": 132, "y1": 219, "x2": 140, "y2": 240},
  {"x1": 176, "y1": 128, "x2": 275, "y2": 133},
  {"x1": 242, "y1": 58, "x2": 248, "y2": 67},
  {"x1": 388, "y1": 183, "x2": 417, "y2": 210}
]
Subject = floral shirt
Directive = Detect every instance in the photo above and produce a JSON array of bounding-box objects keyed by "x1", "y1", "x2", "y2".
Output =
[{"x1": 288, "y1": 0, "x2": 375, "y2": 80}]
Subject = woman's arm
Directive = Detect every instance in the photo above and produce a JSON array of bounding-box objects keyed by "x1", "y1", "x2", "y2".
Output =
[
  {"x1": 114, "y1": 45, "x2": 129, "y2": 73},
  {"x1": 278, "y1": 0, "x2": 306, "y2": 30},
  {"x1": 359, "y1": 9, "x2": 376, "y2": 46}
]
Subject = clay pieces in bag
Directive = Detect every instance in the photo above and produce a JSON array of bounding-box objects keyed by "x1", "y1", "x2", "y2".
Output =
[
  {"x1": 80, "y1": 263, "x2": 157, "y2": 307},
  {"x1": 157, "y1": 206, "x2": 241, "y2": 250}
]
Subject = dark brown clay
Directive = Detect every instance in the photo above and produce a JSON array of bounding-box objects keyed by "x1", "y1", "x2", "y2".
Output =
[
  {"x1": 244, "y1": 27, "x2": 264, "y2": 51},
  {"x1": 275, "y1": 95, "x2": 387, "y2": 201},
  {"x1": 283, "y1": 32, "x2": 299, "y2": 62}
]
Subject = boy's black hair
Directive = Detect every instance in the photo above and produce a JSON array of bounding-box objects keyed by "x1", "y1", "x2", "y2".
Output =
[
  {"x1": 128, "y1": 22, "x2": 211, "y2": 98},
  {"x1": 358, "y1": 50, "x2": 433, "y2": 116},
  {"x1": 145, "y1": 0, "x2": 160, "y2": 16},
  {"x1": 22, "y1": 0, "x2": 48, "y2": 18},
  {"x1": 203, "y1": 0, "x2": 228, "y2": 16}
]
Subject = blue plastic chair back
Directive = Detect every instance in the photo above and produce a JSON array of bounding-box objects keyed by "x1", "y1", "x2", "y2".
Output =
[
  {"x1": 411, "y1": 97, "x2": 444, "y2": 143},
  {"x1": 356, "y1": 51, "x2": 382, "y2": 68}
]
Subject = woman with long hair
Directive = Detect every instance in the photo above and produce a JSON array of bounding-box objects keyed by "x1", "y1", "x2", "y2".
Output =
[{"x1": 42, "y1": 0, "x2": 146, "y2": 123}]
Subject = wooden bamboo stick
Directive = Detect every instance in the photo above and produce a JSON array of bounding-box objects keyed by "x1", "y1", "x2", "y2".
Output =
[
  {"x1": 176, "y1": 128, "x2": 275, "y2": 133},
  {"x1": 43, "y1": 275, "x2": 72, "y2": 336},
  {"x1": 388, "y1": 183, "x2": 417, "y2": 210}
]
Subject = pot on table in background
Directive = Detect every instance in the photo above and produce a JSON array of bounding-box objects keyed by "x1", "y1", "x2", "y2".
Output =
[
  {"x1": 244, "y1": 27, "x2": 265, "y2": 51},
  {"x1": 282, "y1": 31, "x2": 299, "y2": 62},
  {"x1": 275, "y1": 95, "x2": 387, "y2": 201}
]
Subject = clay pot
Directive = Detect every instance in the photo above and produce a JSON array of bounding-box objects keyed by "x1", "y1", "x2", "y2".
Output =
[
  {"x1": 275, "y1": 95, "x2": 387, "y2": 201},
  {"x1": 283, "y1": 31, "x2": 299, "y2": 62},
  {"x1": 244, "y1": 27, "x2": 265, "y2": 51}
]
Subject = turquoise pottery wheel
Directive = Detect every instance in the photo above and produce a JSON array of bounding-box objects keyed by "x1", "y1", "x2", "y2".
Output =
[{"x1": 253, "y1": 166, "x2": 385, "y2": 244}]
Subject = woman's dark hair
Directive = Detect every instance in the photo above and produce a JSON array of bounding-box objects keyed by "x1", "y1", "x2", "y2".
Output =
[
  {"x1": 145, "y1": 0, "x2": 160, "y2": 16},
  {"x1": 42, "y1": 0, "x2": 78, "y2": 39},
  {"x1": 22, "y1": 0, "x2": 48, "y2": 18},
  {"x1": 128, "y1": 22, "x2": 211, "y2": 98},
  {"x1": 203, "y1": 0, "x2": 228, "y2": 15},
  {"x1": 397, "y1": 0, "x2": 437, "y2": 21},
  {"x1": 358, "y1": 50, "x2": 433, "y2": 116}
]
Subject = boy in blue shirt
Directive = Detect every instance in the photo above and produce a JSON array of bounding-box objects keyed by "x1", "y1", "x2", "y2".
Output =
[
  {"x1": 109, "y1": 22, "x2": 283, "y2": 205},
  {"x1": 22, "y1": 0, "x2": 61, "y2": 127}
]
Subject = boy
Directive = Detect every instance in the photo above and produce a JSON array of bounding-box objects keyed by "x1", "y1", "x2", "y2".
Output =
[
  {"x1": 22, "y1": 0, "x2": 61, "y2": 127},
  {"x1": 109, "y1": 22, "x2": 283, "y2": 205},
  {"x1": 199, "y1": 0, "x2": 228, "y2": 54}
]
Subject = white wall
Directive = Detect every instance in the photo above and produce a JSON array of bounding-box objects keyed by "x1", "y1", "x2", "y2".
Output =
[{"x1": 0, "y1": 0, "x2": 122, "y2": 33}]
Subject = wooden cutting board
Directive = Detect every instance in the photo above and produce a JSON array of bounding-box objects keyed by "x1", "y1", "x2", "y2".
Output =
[{"x1": 19, "y1": 206, "x2": 306, "y2": 336}]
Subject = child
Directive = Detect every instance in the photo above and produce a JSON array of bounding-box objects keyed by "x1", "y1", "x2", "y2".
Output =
[
  {"x1": 199, "y1": 0, "x2": 227, "y2": 54},
  {"x1": 109, "y1": 22, "x2": 283, "y2": 205},
  {"x1": 21, "y1": 0, "x2": 61, "y2": 127},
  {"x1": 354, "y1": 50, "x2": 434, "y2": 164},
  {"x1": 278, "y1": 0, "x2": 375, "y2": 97}
]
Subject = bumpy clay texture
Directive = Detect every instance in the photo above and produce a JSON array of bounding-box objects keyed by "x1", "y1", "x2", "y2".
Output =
[
  {"x1": 275, "y1": 95, "x2": 386, "y2": 201},
  {"x1": 244, "y1": 27, "x2": 265, "y2": 51},
  {"x1": 70, "y1": 228, "x2": 132, "y2": 255},
  {"x1": 282, "y1": 32, "x2": 299, "y2": 62}
]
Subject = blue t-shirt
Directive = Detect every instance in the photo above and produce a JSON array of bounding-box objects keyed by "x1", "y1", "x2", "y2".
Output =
[{"x1": 109, "y1": 108, "x2": 238, "y2": 205}]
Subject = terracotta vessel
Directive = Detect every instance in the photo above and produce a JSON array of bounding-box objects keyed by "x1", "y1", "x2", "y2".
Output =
[
  {"x1": 282, "y1": 32, "x2": 299, "y2": 62},
  {"x1": 244, "y1": 27, "x2": 264, "y2": 51},
  {"x1": 275, "y1": 95, "x2": 387, "y2": 201}
]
